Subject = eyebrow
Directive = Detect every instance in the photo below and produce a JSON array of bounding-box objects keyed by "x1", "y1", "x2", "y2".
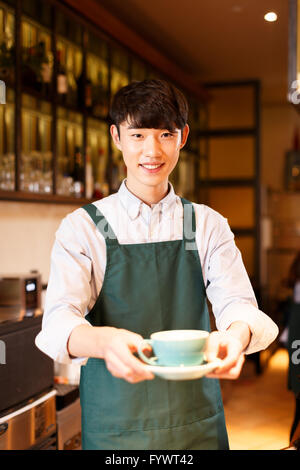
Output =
[{"x1": 126, "y1": 126, "x2": 179, "y2": 133}]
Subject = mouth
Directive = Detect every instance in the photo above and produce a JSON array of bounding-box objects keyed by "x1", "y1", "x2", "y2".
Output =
[{"x1": 138, "y1": 163, "x2": 165, "y2": 174}]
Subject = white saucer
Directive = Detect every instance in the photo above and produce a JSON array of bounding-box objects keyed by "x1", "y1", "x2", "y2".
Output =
[{"x1": 144, "y1": 359, "x2": 223, "y2": 381}]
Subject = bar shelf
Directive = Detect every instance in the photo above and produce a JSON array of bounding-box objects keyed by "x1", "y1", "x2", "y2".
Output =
[{"x1": 0, "y1": 0, "x2": 208, "y2": 204}]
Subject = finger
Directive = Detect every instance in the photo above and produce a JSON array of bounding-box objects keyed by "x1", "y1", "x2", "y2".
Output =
[
  {"x1": 113, "y1": 342, "x2": 154, "y2": 379},
  {"x1": 208, "y1": 335, "x2": 242, "y2": 369},
  {"x1": 228, "y1": 354, "x2": 245, "y2": 377},
  {"x1": 128, "y1": 341, "x2": 152, "y2": 355},
  {"x1": 214, "y1": 350, "x2": 240, "y2": 373},
  {"x1": 106, "y1": 350, "x2": 154, "y2": 383},
  {"x1": 109, "y1": 331, "x2": 152, "y2": 368},
  {"x1": 207, "y1": 354, "x2": 245, "y2": 379},
  {"x1": 120, "y1": 331, "x2": 153, "y2": 358},
  {"x1": 205, "y1": 332, "x2": 222, "y2": 361},
  {"x1": 105, "y1": 350, "x2": 133, "y2": 379},
  {"x1": 108, "y1": 331, "x2": 155, "y2": 380},
  {"x1": 209, "y1": 360, "x2": 244, "y2": 380}
]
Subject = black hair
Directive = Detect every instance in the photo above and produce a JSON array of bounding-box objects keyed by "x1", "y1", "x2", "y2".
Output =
[{"x1": 109, "y1": 79, "x2": 189, "y2": 136}]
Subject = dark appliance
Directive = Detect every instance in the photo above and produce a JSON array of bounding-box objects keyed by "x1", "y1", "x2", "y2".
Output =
[
  {"x1": 0, "y1": 315, "x2": 54, "y2": 417},
  {"x1": 0, "y1": 272, "x2": 42, "y2": 322}
]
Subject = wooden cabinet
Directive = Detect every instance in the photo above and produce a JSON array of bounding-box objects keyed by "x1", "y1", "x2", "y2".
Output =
[{"x1": 0, "y1": 0, "x2": 208, "y2": 204}]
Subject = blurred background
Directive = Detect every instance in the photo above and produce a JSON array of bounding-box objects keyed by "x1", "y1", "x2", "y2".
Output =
[{"x1": 0, "y1": 0, "x2": 299, "y2": 451}]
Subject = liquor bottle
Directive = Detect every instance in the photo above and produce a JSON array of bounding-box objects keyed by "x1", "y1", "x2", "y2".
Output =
[
  {"x1": 0, "y1": 41, "x2": 15, "y2": 84},
  {"x1": 77, "y1": 70, "x2": 92, "y2": 110},
  {"x1": 57, "y1": 50, "x2": 68, "y2": 103},
  {"x1": 85, "y1": 146, "x2": 94, "y2": 199},
  {"x1": 92, "y1": 70, "x2": 104, "y2": 117},
  {"x1": 76, "y1": 70, "x2": 84, "y2": 108},
  {"x1": 23, "y1": 41, "x2": 48, "y2": 93},
  {"x1": 72, "y1": 146, "x2": 84, "y2": 197},
  {"x1": 85, "y1": 76, "x2": 92, "y2": 109},
  {"x1": 22, "y1": 45, "x2": 39, "y2": 90},
  {"x1": 38, "y1": 41, "x2": 51, "y2": 95}
]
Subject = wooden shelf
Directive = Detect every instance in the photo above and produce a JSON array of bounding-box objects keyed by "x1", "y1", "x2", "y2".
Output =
[{"x1": 0, "y1": 189, "x2": 95, "y2": 205}]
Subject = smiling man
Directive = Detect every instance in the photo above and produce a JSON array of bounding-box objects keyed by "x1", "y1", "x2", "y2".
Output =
[{"x1": 36, "y1": 79, "x2": 278, "y2": 450}]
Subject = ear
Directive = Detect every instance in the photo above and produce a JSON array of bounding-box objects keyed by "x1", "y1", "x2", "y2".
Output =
[
  {"x1": 179, "y1": 124, "x2": 190, "y2": 149},
  {"x1": 110, "y1": 124, "x2": 122, "y2": 151}
]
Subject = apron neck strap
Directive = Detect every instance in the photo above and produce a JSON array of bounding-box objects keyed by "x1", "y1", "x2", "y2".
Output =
[
  {"x1": 180, "y1": 197, "x2": 196, "y2": 242},
  {"x1": 82, "y1": 203, "x2": 118, "y2": 246},
  {"x1": 82, "y1": 198, "x2": 196, "y2": 245}
]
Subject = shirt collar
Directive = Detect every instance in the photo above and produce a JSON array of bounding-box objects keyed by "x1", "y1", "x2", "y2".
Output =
[{"x1": 118, "y1": 178, "x2": 178, "y2": 220}]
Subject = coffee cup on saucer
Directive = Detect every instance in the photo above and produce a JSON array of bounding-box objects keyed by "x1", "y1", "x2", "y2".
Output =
[{"x1": 138, "y1": 329, "x2": 209, "y2": 367}]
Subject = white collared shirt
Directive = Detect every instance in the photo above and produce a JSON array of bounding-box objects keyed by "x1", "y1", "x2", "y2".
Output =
[{"x1": 35, "y1": 179, "x2": 278, "y2": 364}]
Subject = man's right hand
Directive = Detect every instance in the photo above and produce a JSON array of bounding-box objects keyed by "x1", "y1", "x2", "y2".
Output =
[
  {"x1": 67, "y1": 324, "x2": 154, "y2": 383},
  {"x1": 99, "y1": 327, "x2": 155, "y2": 383}
]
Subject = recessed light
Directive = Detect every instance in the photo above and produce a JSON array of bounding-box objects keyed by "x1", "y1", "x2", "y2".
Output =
[{"x1": 264, "y1": 12, "x2": 278, "y2": 22}]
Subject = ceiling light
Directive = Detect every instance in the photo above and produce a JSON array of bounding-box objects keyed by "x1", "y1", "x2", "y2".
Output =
[{"x1": 264, "y1": 12, "x2": 278, "y2": 22}]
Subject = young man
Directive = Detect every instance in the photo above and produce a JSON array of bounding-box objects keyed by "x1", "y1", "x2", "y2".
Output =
[{"x1": 36, "y1": 79, "x2": 278, "y2": 450}]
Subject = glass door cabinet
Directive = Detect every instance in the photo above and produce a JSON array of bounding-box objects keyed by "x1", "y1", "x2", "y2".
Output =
[{"x1": 0, "y1": 0, "x2": 207, "y2": 203}]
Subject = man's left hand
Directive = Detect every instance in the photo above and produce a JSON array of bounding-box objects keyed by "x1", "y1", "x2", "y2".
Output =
[{"x1": 205, "y1": 330, "x2": 246, "y2": 380}]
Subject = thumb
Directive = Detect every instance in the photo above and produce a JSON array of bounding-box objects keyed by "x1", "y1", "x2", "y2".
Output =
[{"x1": 205, "y1": 332, "x2": 222, "y2": 362}]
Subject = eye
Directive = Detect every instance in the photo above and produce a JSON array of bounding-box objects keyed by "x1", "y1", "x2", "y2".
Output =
[
  {"x1": 131, "y1": 133, "x2": 143, "y2": 138},
  {"x1": 162, "y1": 132, "x2": 174, "y2": 138}
]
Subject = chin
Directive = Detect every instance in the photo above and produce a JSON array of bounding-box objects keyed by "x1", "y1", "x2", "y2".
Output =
[{"x1": 141, "y1": 176, "x2": 167, "y2": 187}]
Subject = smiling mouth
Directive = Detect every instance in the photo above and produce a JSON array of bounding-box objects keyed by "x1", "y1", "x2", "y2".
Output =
[{"x1": 139, "y1": 163, "x2": 165, "y2": 172}]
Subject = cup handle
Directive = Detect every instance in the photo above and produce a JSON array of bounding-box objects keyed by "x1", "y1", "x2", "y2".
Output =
[{"x1": 138, "y1": 339, "x2": 158, "y2": 365}]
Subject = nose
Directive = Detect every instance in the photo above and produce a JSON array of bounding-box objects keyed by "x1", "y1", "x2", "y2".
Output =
[{"x1": 143, "y1": 135, "x2": 162, "y2": 159}]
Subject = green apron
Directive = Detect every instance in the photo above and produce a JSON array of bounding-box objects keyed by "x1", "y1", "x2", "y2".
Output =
[
  {"x1": 287, "y1": 301, "x2": 300, "y2": 395},
  {"x1": 79, "y1": 197, "x2": 229, "y2": 450}
]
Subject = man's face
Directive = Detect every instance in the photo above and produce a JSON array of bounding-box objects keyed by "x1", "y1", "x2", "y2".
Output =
[{"x1": 110, "y1": 121, "x2": 189, "y2": 190}]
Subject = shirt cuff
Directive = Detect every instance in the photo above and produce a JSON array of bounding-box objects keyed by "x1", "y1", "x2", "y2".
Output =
[
  {"x1": 35, "y1": 311, "x2": 92, "y2": 365},
  {"x1": 215, "y1": 302, "x2": 279, "y2": 355}
]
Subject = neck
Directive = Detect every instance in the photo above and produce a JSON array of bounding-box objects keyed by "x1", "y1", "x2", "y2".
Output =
[{"x1": 125, "y1": 177, "x2": 169, "y2": 206}]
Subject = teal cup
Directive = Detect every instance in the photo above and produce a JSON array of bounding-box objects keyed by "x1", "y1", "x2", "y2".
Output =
[{"x1": 138, "y1": 329, "x2": 209, "y2": 367}]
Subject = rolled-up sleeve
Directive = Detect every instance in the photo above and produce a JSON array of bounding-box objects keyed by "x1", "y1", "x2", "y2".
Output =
[
  {"x1": 35, "y1": 214, "x2": 93, "y2": 365},
  {"x1": 204, "y1": 211, "x2": 279, "y2": 354}
]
